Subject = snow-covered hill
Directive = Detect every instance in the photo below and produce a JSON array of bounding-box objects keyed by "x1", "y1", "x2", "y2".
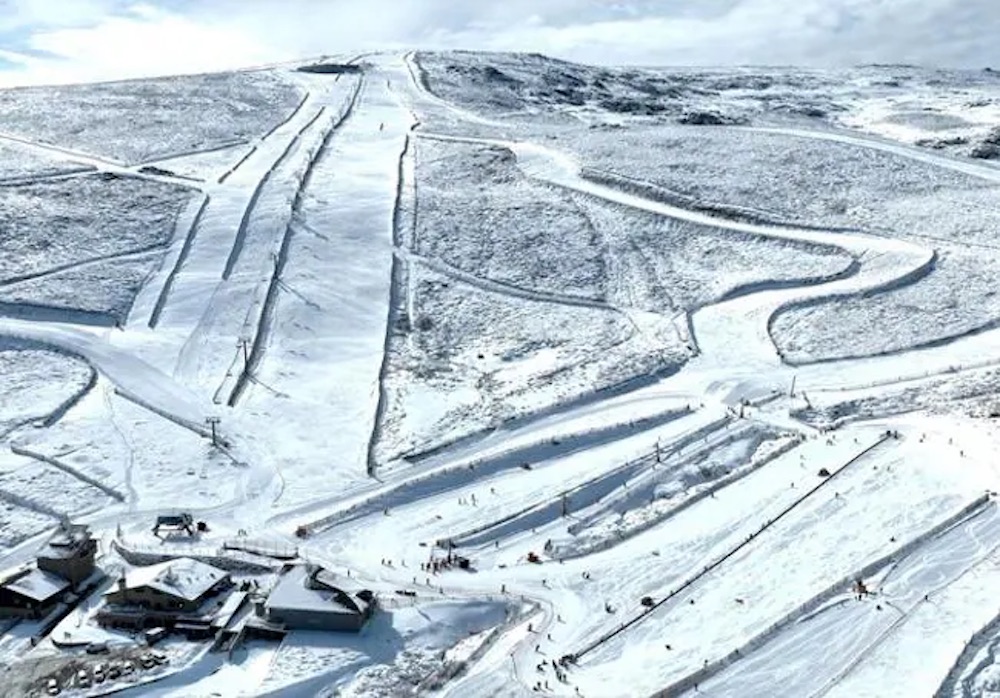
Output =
[{"x1": 1, "y1": 50, "x2": 1000, "y2": 698}]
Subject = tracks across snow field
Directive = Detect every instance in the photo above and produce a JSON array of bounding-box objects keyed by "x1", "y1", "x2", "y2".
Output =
[{"x1": 5, "y1": 52, "x2": 1000, "y2": 698}]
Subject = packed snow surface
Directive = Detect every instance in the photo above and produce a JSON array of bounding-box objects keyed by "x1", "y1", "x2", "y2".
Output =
[{"x1": 3, "y1": 49, "x2": 1000, "y2": 698}]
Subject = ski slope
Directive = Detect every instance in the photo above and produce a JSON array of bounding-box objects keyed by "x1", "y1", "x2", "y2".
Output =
[{"x1": 2, "y1": 50, "x2": 1000, "y2": 698}]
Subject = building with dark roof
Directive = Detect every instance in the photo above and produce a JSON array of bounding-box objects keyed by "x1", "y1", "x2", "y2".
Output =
[
  {"x1": 37, "y1": 521, "x2": 97, "y2": 587},
  {"x1": 0, "y1": 520, "x2": 99, "y2": 619},
  {"x1": 0, "y1": 568, "x2": 71, "y2": 619}
]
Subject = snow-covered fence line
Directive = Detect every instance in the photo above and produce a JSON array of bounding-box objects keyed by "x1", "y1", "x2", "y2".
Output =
[
  {"x1": 259, "y1": 90, "x2": 311, "y2": 143},
  {"x1": 579, "y1": 167, "x2": 867, "y2": 235},
  {"x1": 402, "y1": 363, "x2": 686, "y2": 469},
  {"x1": 217, "y1": 144, "x2": 258, "y2": 184},
  {"x1": 222, "y1": 105, "x2": 327, "y2": 281},
  {"x1": 227, "y1": 77, "x2": 364, "y2": 408},
  {"x1": 443, "y1": 412, "x2": 715, "y2": 549},
  {"x1": 139, "y1": 138, "x2": 247, "y2": 173},
  {"x1": 568, "y1": 433, "x2": 892, "y2": 664},
  {"x1": 112, "y1": 539, "x2": 278, "y2": 574},
  {"x1": 368, "y1": 120, "x2": 417, "y2": 475},
  {"x1": 770, "y1": 249, "x2": 939, "y2": 367},
  {"x1": 557, "y1": 431, "x2": 801, "y2": 560},
  {"x1": 652, "y1": 494, "x2": 992, "y2": 698},
  {"x1": 10, "y1": 444, "x2": 125, "y2": 502},
  {"x1": 41, "y1": 365, "x2": 97, "y2": 428},
  {"x1": 561, "y1": 416, "x2": 736, "y2": 535},
  {"x1": 0, "y1": 487, "x2": 62, "y2": 519},
  {"x1": 221, "y1": 538, "x2": 298, "y2": 560},
  {"x1": 216, "y1": 91, "x2": 310, "y2": 185},
  {"x1": 112, "y1": 388, "x2": 214, "y2": 441},
  {"x1": 806, "y1": 358, "x2": 1000, "y2": 397},
  {"x1": 307, "y1": 409, "x2": 690, "y2": 538},
  {"x1": 148, "y1": 192, "x2": 211, "y2": 328}
]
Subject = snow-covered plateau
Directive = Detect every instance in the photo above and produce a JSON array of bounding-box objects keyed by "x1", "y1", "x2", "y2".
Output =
[{"x1": 1, "y1": 50, "x2": 1000, "y2": 698}]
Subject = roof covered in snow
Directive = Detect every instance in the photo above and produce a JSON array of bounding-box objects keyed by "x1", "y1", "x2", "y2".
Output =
[
  {"x1": 39, "y1": 522, "x2": 93, "y2": 559},
  {"x1": 117, "y1": 558, "x2": 229, "y2": 602},
  {"x1": 3, "y1": 568, "x2": 70, "y2": 603},
  {"x1": 265, "y1": 565, "x2": 367, "y2": 616}
]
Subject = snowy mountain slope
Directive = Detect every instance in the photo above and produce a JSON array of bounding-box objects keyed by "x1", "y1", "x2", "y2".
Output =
[
  {"x1": 417, "y1": 51, "x2": 1000, "y2": 161},
  {"x1": 2, "y1": 49, "x2": 1000, "y2": 698},
  {"x1": 0, "y1": 70, "x2": 305, "y2": 165}
]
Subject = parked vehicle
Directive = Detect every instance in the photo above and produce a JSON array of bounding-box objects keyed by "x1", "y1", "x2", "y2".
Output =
[
  {"x1": 140, "y1": 653, "x2": 155, "y2": 669},
  {"x1": 144, "y1": 627, "x2": 168, "y2": 646},
  {"x1": 46, "y1": 677, "x2": 60, "y2": 695},
  {"x1": 76, "y1": 669, "x2": 91, "y2": 688},
  {"x1": 122, "y1": 661, "x2": 135, "y2": 675},
  {"x1": 151, "y1": 650, "x2": 168, "y2": 664},
  {"x1": 93, "y1": 663, "x2": 107, "y2": 683},
  {"x1": 85, "y1": 641, "x2": 109, "y2": 654},
  {"x1": 108, "y1": 662, "x2": 121, "y2": 679}
]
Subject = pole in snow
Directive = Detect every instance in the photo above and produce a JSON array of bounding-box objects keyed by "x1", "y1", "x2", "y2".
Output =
[
  {"x1": 206, "y1": 417, "x2": 221, "y2": 448},
  {"x1": 790, "y1": 375, "x2": 797, "y2": 397},
  {"x1": 237, "y1": 338, "x2": 250, "y2": 368}
]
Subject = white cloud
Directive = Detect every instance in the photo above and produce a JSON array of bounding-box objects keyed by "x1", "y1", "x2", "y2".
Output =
[{"x1": 0, "y1": 0, "x2": 997, "y2": 86}]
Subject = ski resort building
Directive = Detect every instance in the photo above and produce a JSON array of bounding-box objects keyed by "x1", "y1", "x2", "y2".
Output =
[
  {"x1": 37, "y1": 521, "x2": 98, "y2": 586},
  {"x1": 98, "y1": 558, "x2": 234, "y2": 636},
  {"x1": 104, "y1": 558, "x2": 231, "y2": 612},
  {"x1": 262, "y1": 564, "x2": 374, "y2": 632},
  {"x1": 0, "y1": 521, "x2": 100, "y2": 619},
  {"x1": 0, "y1": 568, "x2": 71, "y2": 619}
]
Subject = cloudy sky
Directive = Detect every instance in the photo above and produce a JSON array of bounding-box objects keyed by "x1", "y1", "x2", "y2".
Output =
[{"x1": 0, "y1": 0, "x2": 997, "y2": 86}]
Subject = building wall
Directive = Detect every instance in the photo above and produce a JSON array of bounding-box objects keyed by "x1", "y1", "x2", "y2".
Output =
[
  {"x1": 106, "y1": 587, "x2": 196, "y2": 612},
  {"x1": 267, "y1": 607, "x2": 365, "y2": 632},
  {"x1": 38, "y1": 545, "x2": 95, "y2": 587},
  {"x1": 0, "y1": 588, "x2": 48, "y2": 619},
  {"x1": 105, "y1": 577, "x2": 231, "y2": 613}
]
